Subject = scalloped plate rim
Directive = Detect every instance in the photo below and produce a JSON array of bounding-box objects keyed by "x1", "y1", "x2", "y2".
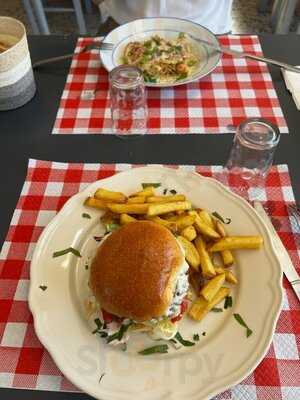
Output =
[{"x1": 29, "y1": 166, "x2": 283, "y2": 400}]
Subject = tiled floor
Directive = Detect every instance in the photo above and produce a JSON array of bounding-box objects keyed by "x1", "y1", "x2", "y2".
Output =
[{"x1": 1, "y1": 0, "x2": 274, "y2": 35}]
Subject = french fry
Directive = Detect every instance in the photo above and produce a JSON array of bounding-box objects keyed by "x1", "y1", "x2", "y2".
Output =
[
  {"x1": 209, "y1": 236, "x2": 263, "y2": 252},
  {"x1": 189, "y1": 287, "x2": 230, "y2": 321},
  {"x1": 188, "y1": 296, "x2": 208, "y2": 322},
  {"x1": 120, "y1": 213, "x2": 137, "y2": 225},
  {"x1": 147, "y1": 201, "x2": 191, "y2": 217},
  {"x1": 189, "y1": 211, "x2": 220, "y2": 240},
  {"x1": 214, "y1": 266, "x2": 238, "y2": 285},
  {"x1": 198, "y1": 210, "x2": 214, "y2": 229},
  {"x1": 170, "y1": 214, "x2": 196, "y2": 230},
  {"x1": 189, "y1": 270, "x2": 204, "y2": 294},
  {"x1": 147, "y1": 194, "x2": 186, "y2": 203},
  {"x1": 181, "y1": 225, "x2": 197, "y2": 241},
  {"x1": 107, "y1": 203, "x2": 149, "y2": 215},
  {"x1": 225, "y1": 270, "x2": 238, "y2": 285},
  {"x1": 215, "y1": 220, "x2": 227, "y2": 238},
  {"x1": 94, "y1": 188, "x2": 127, "y2": 203},
  {"x1": 221, "y1": 250, "x2": 235, "y2": 266},
  {"x1": 177, "y1": 236, "x2": 200, "y2": 271},
  {"x1": 214, "y1": 266, "x2": 225, "y2": 274},
  {"x1": 213, "y1": 221, "x2": 235, "y2": 266},
  {"x1": 200, "y1": 273, "x2": 225, "y2": 302},
  {"x1": 84, "y1": 197, "x2": 107, "y2": 210},
  {"x1": 186, "y1": 289, "x2": 194, "y2": 301},
  {"x1": 132, "y1": 186, "x2": 155, "y2": 197},
  {"x1": 127, "y1": 196, "x2": 146, "y2": 204},
  {"x1": 146, "y1": 215, "x2": 170, "y2": 227},
  {"x1": 194, "y1": 236, "x2": 216, "y2": 278},
  {"x1": 146, "y1": 216, "x2": 177, "y2": 232}
]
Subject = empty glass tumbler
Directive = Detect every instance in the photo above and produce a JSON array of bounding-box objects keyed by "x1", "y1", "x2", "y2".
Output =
[
  {"x1": 222, "y1": 118, "x2": 280, "y2": 198},
  {"x1": 109, "y1": 65, "x2": 148, "y2": 135}
]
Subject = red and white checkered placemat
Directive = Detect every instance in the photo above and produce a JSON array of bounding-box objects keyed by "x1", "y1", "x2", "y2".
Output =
[
  {"x1": 52, "y1": 35, "x2": 288, "y2": 135},
  {"x1": 0, "y1": 160, "x2": 299, "y2": 399}
]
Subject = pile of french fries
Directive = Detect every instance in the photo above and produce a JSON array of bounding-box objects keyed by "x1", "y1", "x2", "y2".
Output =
[{"x1": 84, "y1": 185, "x2": 263, "y2": 323}]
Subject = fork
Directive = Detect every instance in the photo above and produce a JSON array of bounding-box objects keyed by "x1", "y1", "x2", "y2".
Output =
[
  {"x1": 189, "y1": 35, "x2": 300, "y2": 74},
  {"x1": 32, "y1": 42, "x2": 114, "y2": 69}
]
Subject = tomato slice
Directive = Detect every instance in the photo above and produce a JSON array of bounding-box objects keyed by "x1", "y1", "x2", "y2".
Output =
[
  {"x1": 101, "y1": 309, "x2": 124, "y2": 324},
  {"x1": 101, "y1": 309, "x2": 115, "y2": 323},
  {"x1": 171, "y1": 299, "x2": 188, "y2": 323},
  {"x1": 181, "y1": 299, "x2": 188, "y2": 314},
  {"x1": 171, "y1": 314, "x2": 182, "y2": 323}
]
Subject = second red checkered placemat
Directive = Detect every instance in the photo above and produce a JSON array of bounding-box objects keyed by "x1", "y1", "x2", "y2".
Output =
[
  {"x1": 0, "y1": 160, "x2": 299, "y2": 398},
  {"x1": 52, "y1": 35, "x2": 288, "y2": 135}
]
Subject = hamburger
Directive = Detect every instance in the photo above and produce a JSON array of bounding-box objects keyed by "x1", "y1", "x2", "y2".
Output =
[{"x1": 90, "y1": 220, "x2": 189, "y2": 342}]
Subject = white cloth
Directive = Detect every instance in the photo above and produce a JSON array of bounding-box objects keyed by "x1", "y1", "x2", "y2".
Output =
[
  {"x1": 282, "y1": 67, "x2": 300, "y2": 110},
  {"x1": 100, "y1": 0, "x2": 233, "y2": 34}
]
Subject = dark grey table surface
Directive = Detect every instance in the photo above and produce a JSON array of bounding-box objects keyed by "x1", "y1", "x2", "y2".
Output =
[{"x1": 1, "y1": 34, "x2": 300, "y2": 400}]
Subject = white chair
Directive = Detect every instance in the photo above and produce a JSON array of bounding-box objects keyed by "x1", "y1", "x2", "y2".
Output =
[
  {"x1": 258, "y1": 0, "x2": 299, "y2": 33},
  {"x1": 22, "y1": 0, "x2": 93, "y2": 35},
  {"x1": 271, "y1": 0, "x2": 298, "y2": 33}
]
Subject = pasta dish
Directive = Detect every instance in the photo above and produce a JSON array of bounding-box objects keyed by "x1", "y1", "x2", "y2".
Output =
[{"x1": 122, "y1": 33, "x2": 199, "y2": 83}]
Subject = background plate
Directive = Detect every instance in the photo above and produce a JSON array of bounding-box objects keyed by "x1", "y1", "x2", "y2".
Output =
[{"x1": 100, "y1": 17, "x2": 221, "y2": 87}]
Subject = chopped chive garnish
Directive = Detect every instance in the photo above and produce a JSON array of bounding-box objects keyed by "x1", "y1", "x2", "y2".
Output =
[
  {"x1": 170, "y1": 189, "x2": 177, "y2": 195},
  {"x1": 212, "y1": 211, "x2": 231, "y2": 224},
  {"x1": 106, "y1": 331, "x2": 119, "y2": 343},
  {"x1": 163, "y1": 189, "x2": 168, "y2": 195},
  {"x1": 141, "y1": 183, "x2": 161, "y2": 189},
  {"x1": 52, "y1": 247, "x2": 81, "y2": 258},
  {"x1": 202, "y1": 332, "x2": 206, "y2": 336},
  {"x1": 138, "y1": 344, "x2": 169, "y2": 355},
  {"x1": 92, "y1": 318, "x2": 103, "y2": 334},
  {"x1": 169, "y1": 338, "x2": 177, "y2": 344},
  {"x1": 105, "y1": 223, "x2": 120, "y2": 233},
  {"x1": 233, "y1": 313, "x2": 253, "y2": 337},
  {"x1": 211, "y1": 307, "x2": 223, "y2": 313},
  {"x1": 93, "y1": 236, "x2": 103, "y2": 242},
  {"x1": 106, "y1": 322, "x2": 132, "y2": 343},
  {"x1": 175, "y1": 332, "x2": 195, "y2": 347},
  {"x1": 99, "y1": 373, "x2": 105, "y2": 383},
  {"x1": 82, "y1": 213, "x2": 91, "y2": 219},
  {"x1": 193, "y1": 333, "x2": 200, "y2": 341},
  {"x1": 224, "y1": 296, "x2": 233, "y2": 309},
  {"x1": 117, "y1": 322, "x2": 132, "y2": 340},
  {"x1": 94, "y1": 318, "x2": 102, "y2": 329},
  {"x1": 98, "y1": 331, "x2": 108, "y2": 338},
  {"x1": 85, "y1": 265, "x2": 89, "y2": 270},
  {"x1": 39, "y1": 285, "x2": 47, "y2": 291}
]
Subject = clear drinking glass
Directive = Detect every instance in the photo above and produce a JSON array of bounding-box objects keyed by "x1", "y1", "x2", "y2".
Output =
[
  {"x1": 222, "y1": 118, "x2": 280, "y2": 199},
  {"x1": 109, "y1": 65, "x2": 148, "y2": 135}
]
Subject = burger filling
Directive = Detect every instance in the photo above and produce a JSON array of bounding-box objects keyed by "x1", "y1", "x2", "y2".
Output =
[{"x1": 166, "y1": 260, "x2": 189, "y2": 318}]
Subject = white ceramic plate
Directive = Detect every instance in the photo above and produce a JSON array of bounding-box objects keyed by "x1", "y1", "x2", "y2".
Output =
[
  {"x1": 29, "y1": 166, "x2": 282, "y2": 400},
  {"x1": 100, "y1": 17, "x2": 221, "y2": 87}
]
